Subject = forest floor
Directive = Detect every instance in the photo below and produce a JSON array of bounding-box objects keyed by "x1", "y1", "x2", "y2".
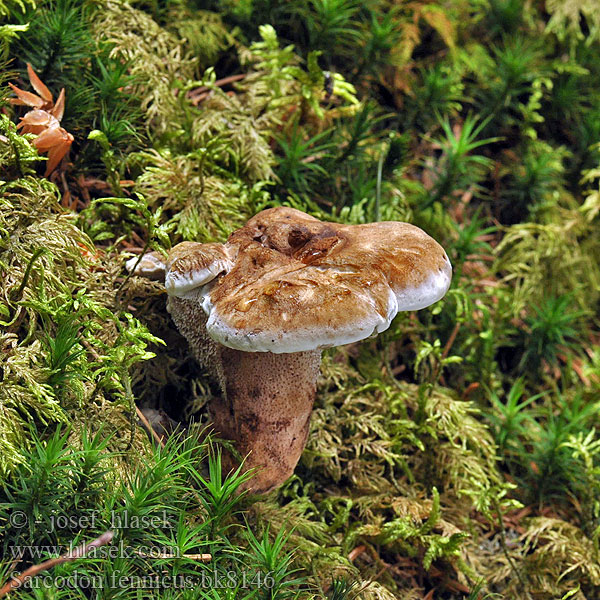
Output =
[{"x1": 1, "y1": 0, "x2": 600, "y2": 598}]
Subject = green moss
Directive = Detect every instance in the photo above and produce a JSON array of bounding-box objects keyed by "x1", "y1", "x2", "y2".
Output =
[{"x1": 1, "y1": 0, "x2": 600, "y2": 597}]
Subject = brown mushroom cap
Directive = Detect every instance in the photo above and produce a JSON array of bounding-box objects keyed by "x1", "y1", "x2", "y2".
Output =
[
  {"x1": 125, "y1": 251, "x2": 167, "y2": 281},
  {"x1": 165, "y1": 242, "x2": 233, "y2": 296},
  {"x1": 164, "y1": 207, "x2": 452, "y2": 353}
]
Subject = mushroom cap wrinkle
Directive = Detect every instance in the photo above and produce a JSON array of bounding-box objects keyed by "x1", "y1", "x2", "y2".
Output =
[{"x1": 165, "y1": 207, "x2": 452, "y2": 354}]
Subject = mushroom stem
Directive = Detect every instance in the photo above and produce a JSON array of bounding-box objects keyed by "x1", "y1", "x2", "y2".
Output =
[
  {"x1": 167, "y1": 296, "x2": 321, "y2": 493},
  {"x1": 213, "y1": 348, "x2": 321, "y2": 493}
]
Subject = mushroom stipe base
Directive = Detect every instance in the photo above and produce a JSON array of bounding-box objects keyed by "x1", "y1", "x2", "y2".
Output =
[{"x1": 215, "y1": 347, "x2": 321, "y2": 493}]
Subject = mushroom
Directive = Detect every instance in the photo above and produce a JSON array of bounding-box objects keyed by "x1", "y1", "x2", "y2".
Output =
[{"x1": 128, "y1": 207, "x2": 452, "y2": 493}]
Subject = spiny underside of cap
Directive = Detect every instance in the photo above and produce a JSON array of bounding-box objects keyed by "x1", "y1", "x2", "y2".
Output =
[
  {"x1": 167, "y1": 295, "x2": 227, "y2": 395},
  {"x1": 166, "y1": 207, "x2": 452, "y2": 353}
]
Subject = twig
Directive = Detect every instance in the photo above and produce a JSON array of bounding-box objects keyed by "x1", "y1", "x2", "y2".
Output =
[
  {"x1": 441, "y1": 322, "x2": 461, "y2": 360},
  {"x1": 557, "y1": 352, "x2": 591, "y2": 386},
  {"x1": 462, "y1": 382, "x2": 480, "y2": 399},
  {"x1": 375, "y1": 144, "x2": 386, "y2": 222},
  {"x1": 492, "y1": 497, "x2": 525, "y2": 586},
  {"x1": 137, "y1": 406, "x2": 166, "y2": 448},
  {"x1": 0, "y1": 531, "x2": 114, "y2": 597},
  {"x1": 372, "y1": 561, "x2": 390, "y2": 582},
  {"x1": 116, "y1": 240, "x2": 149, "y2": 294},
  {"x1": 188, "y1": 73, "x2": 246, "y2": 105},
  {"x1": 348, "y1": 545, "x2": 366, "y2": 562}
]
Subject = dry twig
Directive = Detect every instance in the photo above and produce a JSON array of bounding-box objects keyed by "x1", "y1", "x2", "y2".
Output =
[{"x1": 0, "y1": 531, "x2": 114, "y2": 597}]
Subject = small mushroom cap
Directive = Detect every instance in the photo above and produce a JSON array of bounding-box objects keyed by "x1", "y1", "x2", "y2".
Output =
[
  {"x1": 165, "y1": 242, "x2": 233, "y2": 297},
  {"x1": 165, "y1": 207, "x2": 452, "y2": 353},
  {"x1": 126, "y1": 251, "x2": 167, "y2": 281}
]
